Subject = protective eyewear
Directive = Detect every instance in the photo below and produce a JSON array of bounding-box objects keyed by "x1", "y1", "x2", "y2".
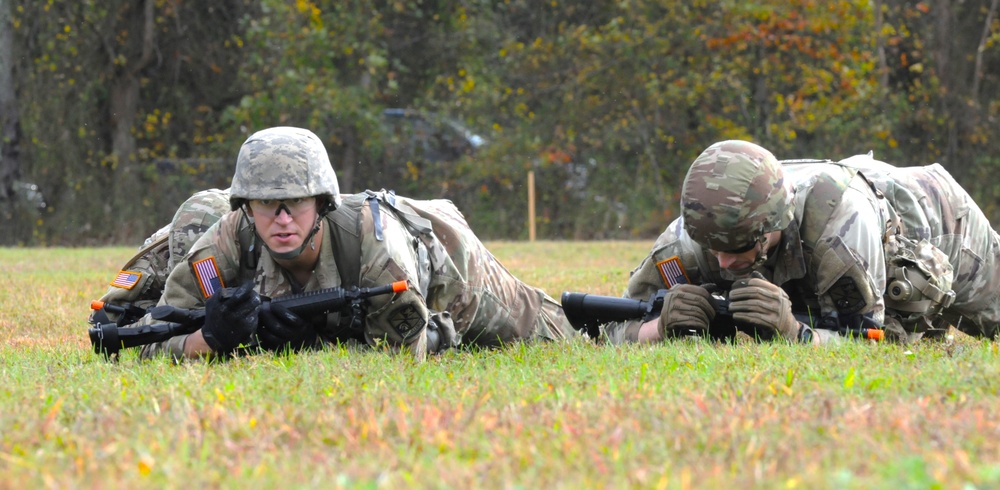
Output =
[
  {"x1": 248, "y1": 197, "x2": 316, "y2": 217},
  {"x1": 715, "y1": 240, "x2": 758, "y2": 255}
]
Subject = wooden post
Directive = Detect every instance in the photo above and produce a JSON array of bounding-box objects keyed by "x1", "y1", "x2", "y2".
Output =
[{"x1": 527, "y1": 170, "x2": 536, "y2": 242}]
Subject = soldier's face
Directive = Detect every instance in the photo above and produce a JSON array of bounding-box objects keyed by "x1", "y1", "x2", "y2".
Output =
[
  {"x1": 712, "y1": 246, "x2": 759, "y2": 275},
  {"x1": 710, "y1": 231, "x2": 781, "y2": 276},
  {"x1": 247, "y1": 197, "x2": 318, "y2": 253}
]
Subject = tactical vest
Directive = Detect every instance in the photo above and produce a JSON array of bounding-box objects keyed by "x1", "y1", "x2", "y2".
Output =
[{"x1": 781, "y1": 158, "x2": 955, "y2": 331}]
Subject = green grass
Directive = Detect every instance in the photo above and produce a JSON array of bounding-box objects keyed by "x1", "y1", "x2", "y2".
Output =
[{"x1": 2, "y1": 243, "x2": 999, "y2": 489}]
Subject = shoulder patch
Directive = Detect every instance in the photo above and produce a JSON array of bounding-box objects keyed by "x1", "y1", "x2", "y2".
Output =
[
  {"x1": 656, "y1": 256, "x2": 690, "y2": 288},
  {"x1": 110, "y1": 270, "x2": 142, "y2": 290},
  {"x1": 389, "y1": 304, "x2": 424, "y2": 337},
  {"x1": 192, "y1": 256, "x2": 225, "y2": 298},
  {"x1": 829, "y1": 275, "x2": 866, "y2": 314}
]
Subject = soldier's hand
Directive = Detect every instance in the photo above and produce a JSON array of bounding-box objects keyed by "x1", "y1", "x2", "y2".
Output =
[
  {"x1": 727, "y1": 273, "x2": 802, "y2": 341},
  {"x1": 425, "y1": 311, "x2": 458, "y2": 354},
  {"x1": 202, "y1": 282, "x2": 260, "y2": 353},
  {"x1": 257, "y1": 302, "x2": 319, "y2": 352},
  {"x1": 657, "y1": 284, "x2": 717, "y2": 338}
]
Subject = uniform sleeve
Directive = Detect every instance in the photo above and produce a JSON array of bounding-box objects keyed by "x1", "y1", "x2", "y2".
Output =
[
  {"x1": 602, "y1": 219, "x2": 700, "y2": 344},
  {"x1": 356, "y1": 206, "x2": 429, "y2": 360},
  {"x1": 601, "y1": 253, "x2": 665, "y2": 344},
  {"x1": 137, "y1": 213, "x2": 245, "y2": 360}
]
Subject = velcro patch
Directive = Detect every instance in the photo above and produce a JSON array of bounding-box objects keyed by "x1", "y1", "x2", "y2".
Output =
[
  {"x1": 110, "y1": 270, "x2": 142, "y2": 290},
  {"x1": 656, "y1": 256, "x2": 690, "y2": 289},
  {"x1": 192, "y1": 256, "x2": 225, "y2": 298},
  {"x1": 389, "y1": 304, "x2": 424, "y2": 337},
  {"x1": 829, "y1": 275, "x2": 866, "y2": 314}
]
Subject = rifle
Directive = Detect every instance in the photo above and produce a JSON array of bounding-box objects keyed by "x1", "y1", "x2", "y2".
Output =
[
  {"x1": 88, "y1": 280, "x2": 409, "y2": 358},
  {"x1": 560, "y1": 289, "x2": 885, "y2": 342}
]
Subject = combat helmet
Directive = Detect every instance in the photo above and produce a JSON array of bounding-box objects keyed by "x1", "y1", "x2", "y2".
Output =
[
  {"x1": 229, "y1": 126, "x2": 341, "y2": 212},
  {"x1": 681, "y1": 140, "x2": 794, "y2": 253},
  {"x1": 168, "y1": 188, "x2": 232, "y2": 271},
  {"x1": 230, "y1": 126, "x2": 340, "y2": 261}
]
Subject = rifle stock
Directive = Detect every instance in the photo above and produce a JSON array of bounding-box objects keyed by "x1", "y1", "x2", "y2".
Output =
[{"x1": 89, "y1": 280, "x2": 409, "y2": 358}]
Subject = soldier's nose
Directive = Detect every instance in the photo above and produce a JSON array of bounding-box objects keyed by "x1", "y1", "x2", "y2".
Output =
[{"x1": 716, "y1": 252, "x2": 742, "y2": 270}]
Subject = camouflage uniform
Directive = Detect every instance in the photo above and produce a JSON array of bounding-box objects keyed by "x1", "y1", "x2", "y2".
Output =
[
  {"x1": 90, "y1": 188, "x2": 231, "y2": 323},
  {"x1": 605, "y1": 143, "x2": 999, "y2": 343},
  {"x1": 140, "y1": 127, "x2": 575, "y2": 360},
  {"x1": 838, "y1": 153, "x2": 1000, "y2": 338}
]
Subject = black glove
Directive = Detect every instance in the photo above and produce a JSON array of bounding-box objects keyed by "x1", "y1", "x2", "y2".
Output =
[
  {"x1": 257, "y1": 302, "x2": 319, "y2": 352},
  {"x1": 657, "y1": 284, "x2": 717, "y2": 338},
  {"x1": 201, "y1": 282, "x2": 261, "y2": 353}
]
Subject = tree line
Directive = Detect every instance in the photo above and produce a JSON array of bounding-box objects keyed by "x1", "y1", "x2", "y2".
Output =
[{"x1": 1, "y1": 0, "x2": 999, "y2": 245}]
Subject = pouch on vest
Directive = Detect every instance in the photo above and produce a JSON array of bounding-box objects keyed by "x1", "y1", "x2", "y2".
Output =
[{"x1": 883, "y1": 233, "x2": 956, "y2": 332}]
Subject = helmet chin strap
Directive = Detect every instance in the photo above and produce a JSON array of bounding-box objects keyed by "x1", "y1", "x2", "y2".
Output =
[
  {"x1": 751, "y1": 235, "x2": 770, "y2": 269},
  {"x1": 266, "y1": 217, "x2": 323, "y2": 261}
]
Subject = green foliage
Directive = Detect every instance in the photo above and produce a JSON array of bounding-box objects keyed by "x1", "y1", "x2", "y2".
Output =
[
  {"x1": 6, "y1": 0, "x2": 1000, "y2": 244},
  {"x1": 10, "y1": 0, "x2": 252, "y2": 244}
]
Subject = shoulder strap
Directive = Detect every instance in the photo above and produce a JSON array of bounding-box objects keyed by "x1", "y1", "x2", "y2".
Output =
[
  {"x1": 123, "y1": 230, "x2": 169, "y2": 270},
  {"x1": 365, "y1": 189, "x2": 433, "y2": 237},
  {"x1": 325, "y1": 194, "x2": 368, "y2": 289},
  {"x1": 326, "y1": 190, "x2": 436, "y2": 288},
  {"x1": 235, "y1": 212, "x2": 260, "y2": 284}
]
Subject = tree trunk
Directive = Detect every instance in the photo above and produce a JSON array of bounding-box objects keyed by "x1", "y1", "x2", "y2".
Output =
[
  {"x1": 103, "y1": 0, "x2": 157, "y2": 241},
  {"x1": 971, "y1": 0, "x2": 999, "y2": 101},
  {"x1": 0, "y1": 0, "x2": 21, "y2": 203},
  {"x1": 108, "y1": 0, "x2": 155, "y2": 173},
  {"x1": 109, "y1": 75, "x2": 140, "y2": 164}
]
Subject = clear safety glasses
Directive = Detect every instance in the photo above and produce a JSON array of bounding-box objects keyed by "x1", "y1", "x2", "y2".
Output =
[{"x1": 248, "y1": 197, "x2": 317, "y2": 217}]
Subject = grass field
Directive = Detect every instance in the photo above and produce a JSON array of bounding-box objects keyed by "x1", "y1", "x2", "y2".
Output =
[{"x1": 1, "y1": 242, "x2": 999, "y2": 489}]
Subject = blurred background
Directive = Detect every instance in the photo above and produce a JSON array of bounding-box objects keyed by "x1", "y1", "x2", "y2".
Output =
[{"x1": 2, "y1": 0, "x2": 999, "y2": 245}]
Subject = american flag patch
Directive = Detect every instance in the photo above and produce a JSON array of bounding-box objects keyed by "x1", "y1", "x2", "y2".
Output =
[
  {"x1": 192, "y1": 256, "x2": 225, "y2": 298},
  {"x1": 110, "y1": 270, "x2": 142, "y2": 290},
  {"x1": 656, "y1": 256, "x2": 690, "y2": 288}
]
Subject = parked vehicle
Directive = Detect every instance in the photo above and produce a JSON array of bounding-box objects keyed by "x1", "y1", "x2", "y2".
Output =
[
  {"x1": 14, "y1": 180, "x2": 46, "y2": 210},
  {"x1": 380, "y1": 108, "x2": 486, "y2": 165}
]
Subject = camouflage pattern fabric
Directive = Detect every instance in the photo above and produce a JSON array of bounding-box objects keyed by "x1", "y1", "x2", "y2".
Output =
[
  {"x1": 168, "y1": 189, "x2": 234, "y2": 271},
  {"x1": 604, "y1": 159, "x2": 889, "y2": 344},
  {"x1": 140, "y1": 191, "x2": 577, "y2": 360},
  {"x1": 229, "y1": 126, "x2": 341, "y2": 209},
  {"x1": 90, "y1": 188, "x2": 231, "y2": 323},
  {"x1": 608, "y1": 151, "x2": 1000, "y2": 343},
  {"x1": 840, "y1": 154, "x2": 1000, "y2": 338},
  {"x1": 681, "y1": 140, "x2": 795, "y2": 252}
]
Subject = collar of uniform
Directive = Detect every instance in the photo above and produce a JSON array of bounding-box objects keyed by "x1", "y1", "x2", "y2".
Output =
[
  {"x1": 258, "y1": 222, "x2": 339, "y2": 296},
  {"x1": 769, "y1": 218, "x2": 808, "y2": 286}
]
